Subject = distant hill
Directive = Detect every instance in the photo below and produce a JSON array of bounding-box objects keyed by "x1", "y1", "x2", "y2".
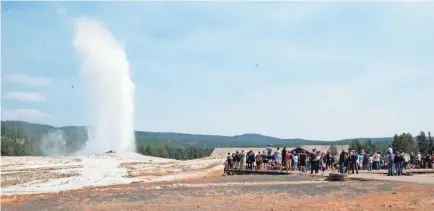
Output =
[{"x1": 1, "y1": 121, "x2": 393, "y2": 151}]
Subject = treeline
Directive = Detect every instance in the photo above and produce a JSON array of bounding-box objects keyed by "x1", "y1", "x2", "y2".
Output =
[
  {"x1": 1, "y1": 121, "x2": 87, "y2": 156},
  {"x1": 349, "y1": 139, "x2": 378, "y2": 154},
  {"x1": 391, "y1": 131, "x2": 433, "y2": 154},
  {"x1": 137, "y1": 144, "x2": 213, "y2": 160},
  {"x1": 349, "y1": 131, "x2": 433, "y2": 155}
]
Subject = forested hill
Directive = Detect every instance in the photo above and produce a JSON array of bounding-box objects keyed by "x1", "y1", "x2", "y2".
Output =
[{"x1": 1, "y1": 120, "x2": 393, "y2": 150}]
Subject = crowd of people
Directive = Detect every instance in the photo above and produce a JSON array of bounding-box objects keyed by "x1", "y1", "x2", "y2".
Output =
[{"x1": 224, "y1": 145, "x2": 434, "y2": 176}]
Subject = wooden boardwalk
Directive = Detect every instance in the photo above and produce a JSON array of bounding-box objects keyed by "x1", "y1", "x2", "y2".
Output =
[{"x1": 225, "y1": 169, "x2": 291, "y2": 175}]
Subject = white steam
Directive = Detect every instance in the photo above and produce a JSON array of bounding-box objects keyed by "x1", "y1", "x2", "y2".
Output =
[
  {"x1": 73, "y1": 18, "x2": 136, "y2": 154},
  {"x1": 39, "y1": 130, "x2": 68, "y2": 156}
]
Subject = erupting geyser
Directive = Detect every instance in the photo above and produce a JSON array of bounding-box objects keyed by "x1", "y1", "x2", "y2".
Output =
[{"x1": 73, "y1": 18, "x2": 135, "y2": 154}]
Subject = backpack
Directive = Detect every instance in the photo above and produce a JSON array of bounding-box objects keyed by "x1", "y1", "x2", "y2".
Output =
[{"x1": 256, "y1": 154, "x2": 261, "y2": 162}]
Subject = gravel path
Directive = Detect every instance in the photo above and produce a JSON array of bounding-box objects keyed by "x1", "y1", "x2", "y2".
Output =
[{"x1": 2, "y1": 175, "x2": 433, "y2": 211}]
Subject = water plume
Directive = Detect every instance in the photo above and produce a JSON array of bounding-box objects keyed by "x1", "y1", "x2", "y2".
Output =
[{"x1": 73, "y1": 18, "x2": 135, "y2": 154}]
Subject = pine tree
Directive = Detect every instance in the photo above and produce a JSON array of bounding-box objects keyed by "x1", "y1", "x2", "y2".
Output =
[
  {"x1": 416, "y1": 131, "x2": 429, "y2": 154},
  {"x1": 145, "y1": 145, "x2": 152, "y2": 155},
  {"x1": 392, "y1": 133, "x2": 415, "y2": 153},
  {"x1": 350, "y1": 139, "x2": 362, "y2": 153},
  {"x1": 138, "y1": 144, "x2": 146, "y2": 155},
  {"x1": 428, "y1": 131, "x2": 433, "y2": 154}
]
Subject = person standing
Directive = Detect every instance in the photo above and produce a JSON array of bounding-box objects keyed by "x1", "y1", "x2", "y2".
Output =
[
  {"x1": 394, "y1": 151, "x2": 403, "y2": 176},
  {"x1": 261, "y1": 151, "x2": 268, "y2": 170},
  {"x1": 300, "y1": 151, "x2": 306, "y2": 172},
  {"x1": 387, "y1": 151, "x2": 395, "y2": 176},
  {"x1": 375, "y1": 152, "x2": 381, "y2": 170},
  {"x1": 410, "y1": 152, "x2": 415, "y2": 169},
  {"x1": 255, "y1": 152, "x2": 262, "y2": 170},
  {"x1": 235, "y1": 151, "x2": 240, "y2": 168},
  {"x1": 282, "y1": 147, "x2": 287, "y2": 168},
  {"x1": 266, "y1": 144, "x2": 273, "y2": 157},
  {"x1": 344, "y1": 153, "x2": 350, "y2": 175},
  {"x1": 227, "y1": 153, "x2": 233, "y2": 169},
  {"x1": 325, "y1": 151, "x2": 331, "y2": 170},
  {"x1": 293, "y1": 153, "x2": 299, "y2": 171},
  {"x1": 275, "y1": 147, "x2": 282, "y2": 171},
  {"x1": 310, "y1": 149, "x2": 318, "y2": 174},
  {"x1": 368, "y1": 154, "x2": 373, "y2": 171},
  {"x1": 285, "y1": 151, "x2": 291, "y2": 171},
  {"x1": 351, "y1": 150, "x2": 359, "y2": 174},
  {"x1": 363, "y1": 153, "x2": 369, "y2": 170},
  {"x1": 240, "y1": 150, "x2": 246, "y2": 170},
  {"x1": 339, "y1": 150, "x2": 345, "y2": 174},
  {"x1": 246, "y1": 151, "x2": 251, "y2": 170},
  {"x1": 417, "y1": 152, "x2": 422, "y2": 168}
]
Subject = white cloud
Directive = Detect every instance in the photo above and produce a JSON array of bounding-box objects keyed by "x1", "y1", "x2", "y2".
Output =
[
  {"x1": 2, "y1": 92, "x2": 46, "y2": 102},
  {"x1": 1, "y1": 109, "x2": 46, "y2": 121},
  {"x1": 3, "y1": 73, "x2": 51, "y2": 87}
]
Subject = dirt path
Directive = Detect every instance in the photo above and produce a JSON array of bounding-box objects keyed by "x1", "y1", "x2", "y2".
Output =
[{"x1": 2, "y1": 175, "x2": 434, "y2": 211}]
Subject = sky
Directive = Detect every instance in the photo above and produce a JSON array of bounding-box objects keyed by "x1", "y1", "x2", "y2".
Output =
[{"x1": 1, "y1": 1, "x2": 433, "y2": 140}]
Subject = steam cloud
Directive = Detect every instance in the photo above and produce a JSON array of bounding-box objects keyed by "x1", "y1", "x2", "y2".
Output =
[
  {"x1": 39, "y1": 130, "x2": 68, "y2": 156},
  {"x1": 73, "y1": 18, "x2": 136, "y2": 154}
]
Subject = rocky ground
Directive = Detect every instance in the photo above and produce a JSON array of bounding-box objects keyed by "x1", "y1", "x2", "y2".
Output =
[{"x1": 2, "y1": 175, "x2": 434, "y2": 211}]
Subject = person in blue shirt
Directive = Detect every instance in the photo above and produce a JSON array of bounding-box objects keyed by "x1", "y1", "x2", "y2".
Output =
[{"x1": 387, "y1": 151, "x2": 395, "y2": 176}]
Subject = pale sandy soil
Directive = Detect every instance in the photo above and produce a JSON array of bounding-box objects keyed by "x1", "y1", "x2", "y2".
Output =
[{"x1": 0, "y1": 152, "x2": 225, "y2": 196}]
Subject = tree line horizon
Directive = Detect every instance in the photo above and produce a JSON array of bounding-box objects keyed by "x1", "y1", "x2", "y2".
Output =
[{"x1": 1, "y1": 121, "x2": 432, "y2": 159}]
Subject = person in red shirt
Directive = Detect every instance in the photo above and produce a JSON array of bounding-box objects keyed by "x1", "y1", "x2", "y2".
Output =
[{"x1": 285, "y1": 151, "x2": 292, "y2": 171}]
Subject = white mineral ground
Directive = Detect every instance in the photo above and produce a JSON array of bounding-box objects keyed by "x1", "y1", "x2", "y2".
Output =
[{"x1": 0, "y1": 152, "x2": 225, "y2": 196}]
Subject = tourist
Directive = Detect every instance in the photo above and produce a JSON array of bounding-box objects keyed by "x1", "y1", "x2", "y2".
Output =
[
  {"x1": 350, "y1": 150, "x2": 359, "y2": 174},
  {"x1": 310, "y1": 149, "x2": 318, "y2": 174},
  {"x1": 240, "y1": 150, "x2": 246, "y2": 170},
  {"x1": 380, "y1": 155, "x2": 385, "y2": 170},
  {"x1": 368, "y1": 154, "x2": 373, "y2": 171},
  {"x1": 363, "y1": 152, "x2": 369, "y2": 170},
  {"x1": 234, "y1": 151, "x2": 240, "y2": 168},
  {"x1": 293, "y1": 153, "x2": 299, "y2": 171},
  {"x1": 321, "y1": 151, "x2": 327, "y2": 174},
  {"x1": 246, "y1": 151, "x2": 251, "y2": 170},
  {"x1": 266, "y1": 144, "x2": 273, "y2": 157},
  {"x1": 282, "y1": 147, "x2": 287, "y2": 167},
  {"x1": 227, "y1": 153, "x2": 233, "y2": 169},
  {"x1": 417, "y1": 152, "x2": 422, "y2": 168},
  {"x1": 275, "y1": 147, "x2": 282, "y2": 171},
  {"x1": 285, "y1": 150, "x2": 292, "y2": 171},
  {"x1": 255, "y1": 152, "x2": 262, "y2": 170},
  {"x1": 403, "y1": 152, "x2": 409, "y2": 170},
  {"x1": 425, "y1": 154, "x2": 433, "y2": 169},
  {"x1": 248, "y1": 151, "x2": 255, "y2": 170},
  {"x1": 331, "y1": 154, "x2": 338, "y2": 171},
  {"x1": 394, "y1": 151, "x2": 403, "y2": 176},
  {"x1": 300, "y1": 151, "x2": 307, "y2": 172},
  {"x1": 344, "y1": 153, "x2": 350, "y2": 175},
  {"x1": 388, "y1": 145, "x2": 393, "y2": 154},
  {"x1": 262, "y1": 151, "x2": 268, "y2": 170},
  {"x1": 375, "y1": 152, "x2": 381, "y2": 170},
  {"x1": 324, "y1": 151, "x2": 330, "y2": 170},
  {"x1": 339, "y1": 150, "x2": 345, "y2": 174},
  {"x1": 372, "y1": 152, "x2": 378, "y2": 170},
  {"x1": 387, "y1": 151, "x2": 395, "y2": 176}
]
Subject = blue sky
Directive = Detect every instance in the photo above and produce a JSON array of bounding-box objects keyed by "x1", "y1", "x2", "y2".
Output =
[{"x1": 1, "y1": 1, "x2": 433, "y2": 140}]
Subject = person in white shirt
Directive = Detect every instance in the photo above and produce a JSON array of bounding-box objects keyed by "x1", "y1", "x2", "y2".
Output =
[
  {"x1": 417, "y1": 152, "x2": 422, "y2": 168},
  {"x1": 368, "y1": 156, "x2": 373, "y2": 171},
  {"x1": 293, "y1": 154, "x2": 299, "y2": 171},
  {"x1": 388, "y1": 145, "x2": 393, "y2": 154}
]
